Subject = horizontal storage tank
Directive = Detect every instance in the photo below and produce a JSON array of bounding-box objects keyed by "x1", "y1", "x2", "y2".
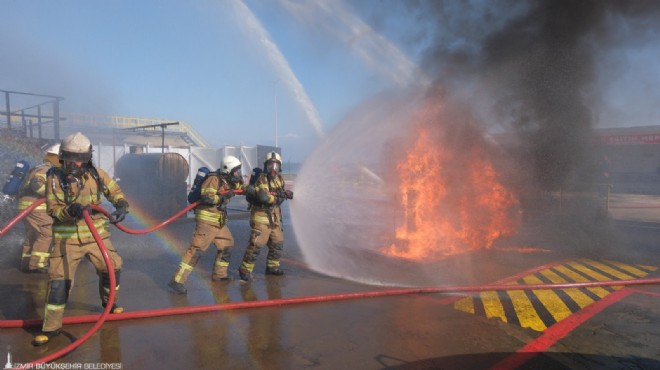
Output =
[
  {"x1": 115, "y1": 153, "x2": 189, "y2": 218},
  {"x1": 115, "y1": 153, "x2": 189, "y2": 183}
]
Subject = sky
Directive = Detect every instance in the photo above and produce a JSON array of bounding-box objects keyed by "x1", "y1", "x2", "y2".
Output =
[
  {"x1": 1, "y1": 0, "x2": 420, "y2": 162},
  {"x1": 3, "y1": 0, "x2": 660, "y2": 163}
]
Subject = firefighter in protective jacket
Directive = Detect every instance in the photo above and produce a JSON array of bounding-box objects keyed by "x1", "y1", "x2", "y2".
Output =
[
  {"x1": 168, "y1": 155, "x2": 244, "y2": 294},
  {"x1": 33, "y1": 132, "x2": 129, "y2": 346},
  {"x1": 18, "y1": 144, "x2": 60, "y2": 273},
  {"x1": 239, "y1": 151, "x2": 293, "y2": 282}
]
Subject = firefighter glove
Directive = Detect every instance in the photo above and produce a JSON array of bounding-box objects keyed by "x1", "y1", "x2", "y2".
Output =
[
  {"x1": 66, "y1": 203, "x2": 90, "y2": 219},
  {"x1": 111, "y1": 200, "x2": 129, "y2": 223},
  {"x1": 221, "y1": 189, "x2": 235, "y2": 201},
  {"x1": 276, "y1": 189, "x2": 293, "y2": 200}
]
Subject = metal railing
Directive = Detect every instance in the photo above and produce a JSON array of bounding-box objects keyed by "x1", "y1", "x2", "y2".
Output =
[
  {"x1": 65, "y1": 113, "x2": 209, "y2": 148},
  {"x1": 1, "y1": 89, "x2": 64, "y2": 140}
]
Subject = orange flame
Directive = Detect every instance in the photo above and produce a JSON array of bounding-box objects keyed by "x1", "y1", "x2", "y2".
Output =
[{"x1": 382, "y1": 126, "x2": 520, "y2": 261}]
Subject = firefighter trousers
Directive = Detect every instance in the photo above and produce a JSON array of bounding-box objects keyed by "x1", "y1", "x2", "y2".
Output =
[
  {"x1": 42, "y1": 237, "x2": 123, "y2": 332},
  {"x1": 21, "y1": 210, "x2": 53, "y2": 271},
  {"x1": 172, "y1": 221, "x2": 234, "y2": 284},
  {"x1": 240, "y1": 220, "x2": 284, "y2": 273}
]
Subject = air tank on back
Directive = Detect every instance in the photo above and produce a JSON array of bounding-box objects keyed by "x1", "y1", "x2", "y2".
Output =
[{"x1": 115, "y1": 152, "x2": 189, "y2": 218}]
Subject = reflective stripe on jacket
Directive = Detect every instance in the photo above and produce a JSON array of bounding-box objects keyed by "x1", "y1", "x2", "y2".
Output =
[
  {"x1": 250, "y1": 173, "x2": 285, "y2": 225},
  {"x1": 194, "y1": 174, "x2": 244, "y2": 226},
  {"x1": 17, "y1": 163, "x2": 51, "y2": 211}
]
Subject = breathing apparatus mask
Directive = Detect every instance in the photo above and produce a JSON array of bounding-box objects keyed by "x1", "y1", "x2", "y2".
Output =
[
  {"x1": 228, "y1": 165, "x2": 243, "y2": 185},
  {"x1": 60, "y1": 150, "x2": 92, "y2": 178},
  {"x1": 265, "y1": 160, "x2": 280, "y2": 177}
]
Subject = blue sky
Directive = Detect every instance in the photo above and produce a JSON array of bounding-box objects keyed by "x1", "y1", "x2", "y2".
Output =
[
  {"x1": 1, "y1": 0, "x2": 416, "y2": 161},
  {"x1": 3, "y1": 1, "x2": 660, "y2": 163}
]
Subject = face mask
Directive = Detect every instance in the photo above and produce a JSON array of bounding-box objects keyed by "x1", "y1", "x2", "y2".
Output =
[
  {"x1": 230, "y1": 168, "x2": 243, "y2": 184},
  {"x1": 266, "y1": 161, "x2": 280, "y2": 174},
  {"x1": 64, "y1": 161, "x2": 88, "y2": 177}
]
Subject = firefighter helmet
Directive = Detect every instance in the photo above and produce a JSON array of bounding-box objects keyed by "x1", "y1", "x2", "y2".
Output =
[
  {"x1": 46, "y1": 144, "x2": 61, "y2": 156},
  {"x1": 60, "y1": 132, "x2": 92, "y2": 163},
  {"x1": 264, "y1": 151, "x2": 282, "y2": 175},
  {"x1": 221, "y1": 155, "x2": 241, "y2": 175},
  {"x1": 264, "y1": 151, "x2": 282, "y2": 165},
  {"x1": 44, "y1": 144, "x2": 61, "y2": 166}
]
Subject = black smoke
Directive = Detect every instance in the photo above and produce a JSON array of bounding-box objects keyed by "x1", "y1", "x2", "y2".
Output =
[
  {"x1": 351, "y1": 0, "x2": 660, "y2": 254},
  {"x1": 360, "y1": 0, "x2": 660, "y2": 191}
]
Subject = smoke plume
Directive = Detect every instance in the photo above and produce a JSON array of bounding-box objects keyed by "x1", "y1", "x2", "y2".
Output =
[{"x1": 411, "y1": 0, "x2": 660, "y2": 190}]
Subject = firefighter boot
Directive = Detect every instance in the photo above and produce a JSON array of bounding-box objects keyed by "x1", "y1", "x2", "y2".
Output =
[
  {"x1": 265, "y1": 267, "x2": 285, "y2": 276},
  {"x1": 170, "y1": 250, "x2": 201, "y2": 289},
  {"x1": 168, "y1": 280, "x2": 188, "y2": 294},
  {"x1": 102, "y1": 303, "x2": 124, "y2": 314},
  {"x1": 265, "y1": 244, "x2": 284, "y2": 276},
  {"x1": 239, "y1": 268, "x2": 253, "y2": 282},
  {"x1": 212, "y1": 250, "x2": 232, "y2": 281},
  {"x1": 100, "y1": 270, "x2": 123, "y2": 313},
  {"x1": 212, "y1": 265, "x2": 232, "y2": 281},
  {"x1": 32, "y1": 330, "x2": 61, "y2": 346}
]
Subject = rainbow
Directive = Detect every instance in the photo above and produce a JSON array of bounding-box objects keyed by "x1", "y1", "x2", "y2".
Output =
[{"x1": 112, "y1": 202, "x2": 223, "y2": 300}]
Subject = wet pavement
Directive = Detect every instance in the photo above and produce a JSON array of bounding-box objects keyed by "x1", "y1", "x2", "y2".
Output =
[{"x1": 1, "y1": 195, "x2": 660, "y2": 369}]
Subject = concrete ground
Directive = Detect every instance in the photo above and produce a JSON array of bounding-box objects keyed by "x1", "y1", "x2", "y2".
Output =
[{"x1": 1, "y1": 194, "x2": 659, "y2": 369}]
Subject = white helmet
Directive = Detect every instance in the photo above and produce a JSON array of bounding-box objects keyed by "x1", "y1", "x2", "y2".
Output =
[
  {"x1": 264, "y1": 151, "x2": 282, "y2": 175},
  {"x1": 46, "y1": 144, "x2": 61, "y2": 155},
  {"x1": 221, "y1": 155, "x2": 241, "y2": 175},
  {"x1": 60, "y1": 132, "x2": 92, "y2": 162},
  {"x1": 43, "y1": 143, "x2": 61, "y2": 166},
  {"x1": 264, "y1": 151, "x2": 282, "y2": 165}
]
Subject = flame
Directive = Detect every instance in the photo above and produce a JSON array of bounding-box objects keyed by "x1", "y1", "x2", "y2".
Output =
[{"x1": 382, "y1": 125, "x2": 521, "y2": 261}]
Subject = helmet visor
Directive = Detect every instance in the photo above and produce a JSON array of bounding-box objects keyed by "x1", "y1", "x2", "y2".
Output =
[
  {"x1": 266, "y1": 161, "x2": 280, "y2": 174},
  {"x1": 60, "y1": 150, "x2": 92, "y2": 163},
  {"x1": 230, "y1": 165, "x2": 242, "y2": 178}
]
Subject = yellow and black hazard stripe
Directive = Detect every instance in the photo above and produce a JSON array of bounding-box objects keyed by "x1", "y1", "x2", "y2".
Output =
[{"x1": 454, "y1": 259, "x2": 658, "y2": 332}]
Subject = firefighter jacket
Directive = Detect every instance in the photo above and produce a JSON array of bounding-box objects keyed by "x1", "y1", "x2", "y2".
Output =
[
  {"x1": 18, "y1": 163, "x2": 52, "y2": 213},
  {"x1": 46, "y1": 166, "x2": 127, "y2": 243},
  {"x1": 195, "y1": 174, "x2": 244, "y2": 226},
  {"x1": 250, "y1": 173, "x2": 286, "y2": 225}
]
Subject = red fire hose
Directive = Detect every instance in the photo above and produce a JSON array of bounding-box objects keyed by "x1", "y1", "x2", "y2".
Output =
[
  {"x1": 1, "y1": 276, "x2": 660, "y2": 331},
  {"x1": 0, "y1": 198, "x2": 45, "y2": 236},
  {"x1": 3, "y1": 197, "x2": 660, "y2": 366},
  {"x1": 93, "y1": 189, "x2": 244, "y2": 234},
  {"x1": 96, "y1": 202, "x2": 199, "y2": 234}
]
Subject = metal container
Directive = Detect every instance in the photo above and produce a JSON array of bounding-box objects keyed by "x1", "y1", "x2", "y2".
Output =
[
  {"x1": 115, "y1": 153, "x2": 190, "y2": 218},
  {"x1": 115, "y1": 153, "x2": 189, "y2": 183}
]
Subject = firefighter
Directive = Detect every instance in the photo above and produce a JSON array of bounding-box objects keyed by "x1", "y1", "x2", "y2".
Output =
[
  {"x1": 18, "y1": 144, "x2": 60, "y2": 273},
  {"x1": 168, "y1": 155, "x2": 244, "y2": 294},
  {"x1": 33, "y1": 132, "x2": 129, "y2": 346},
  {"x1": 239, "y1": 151, "x2": 293, "y2": 282}
]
